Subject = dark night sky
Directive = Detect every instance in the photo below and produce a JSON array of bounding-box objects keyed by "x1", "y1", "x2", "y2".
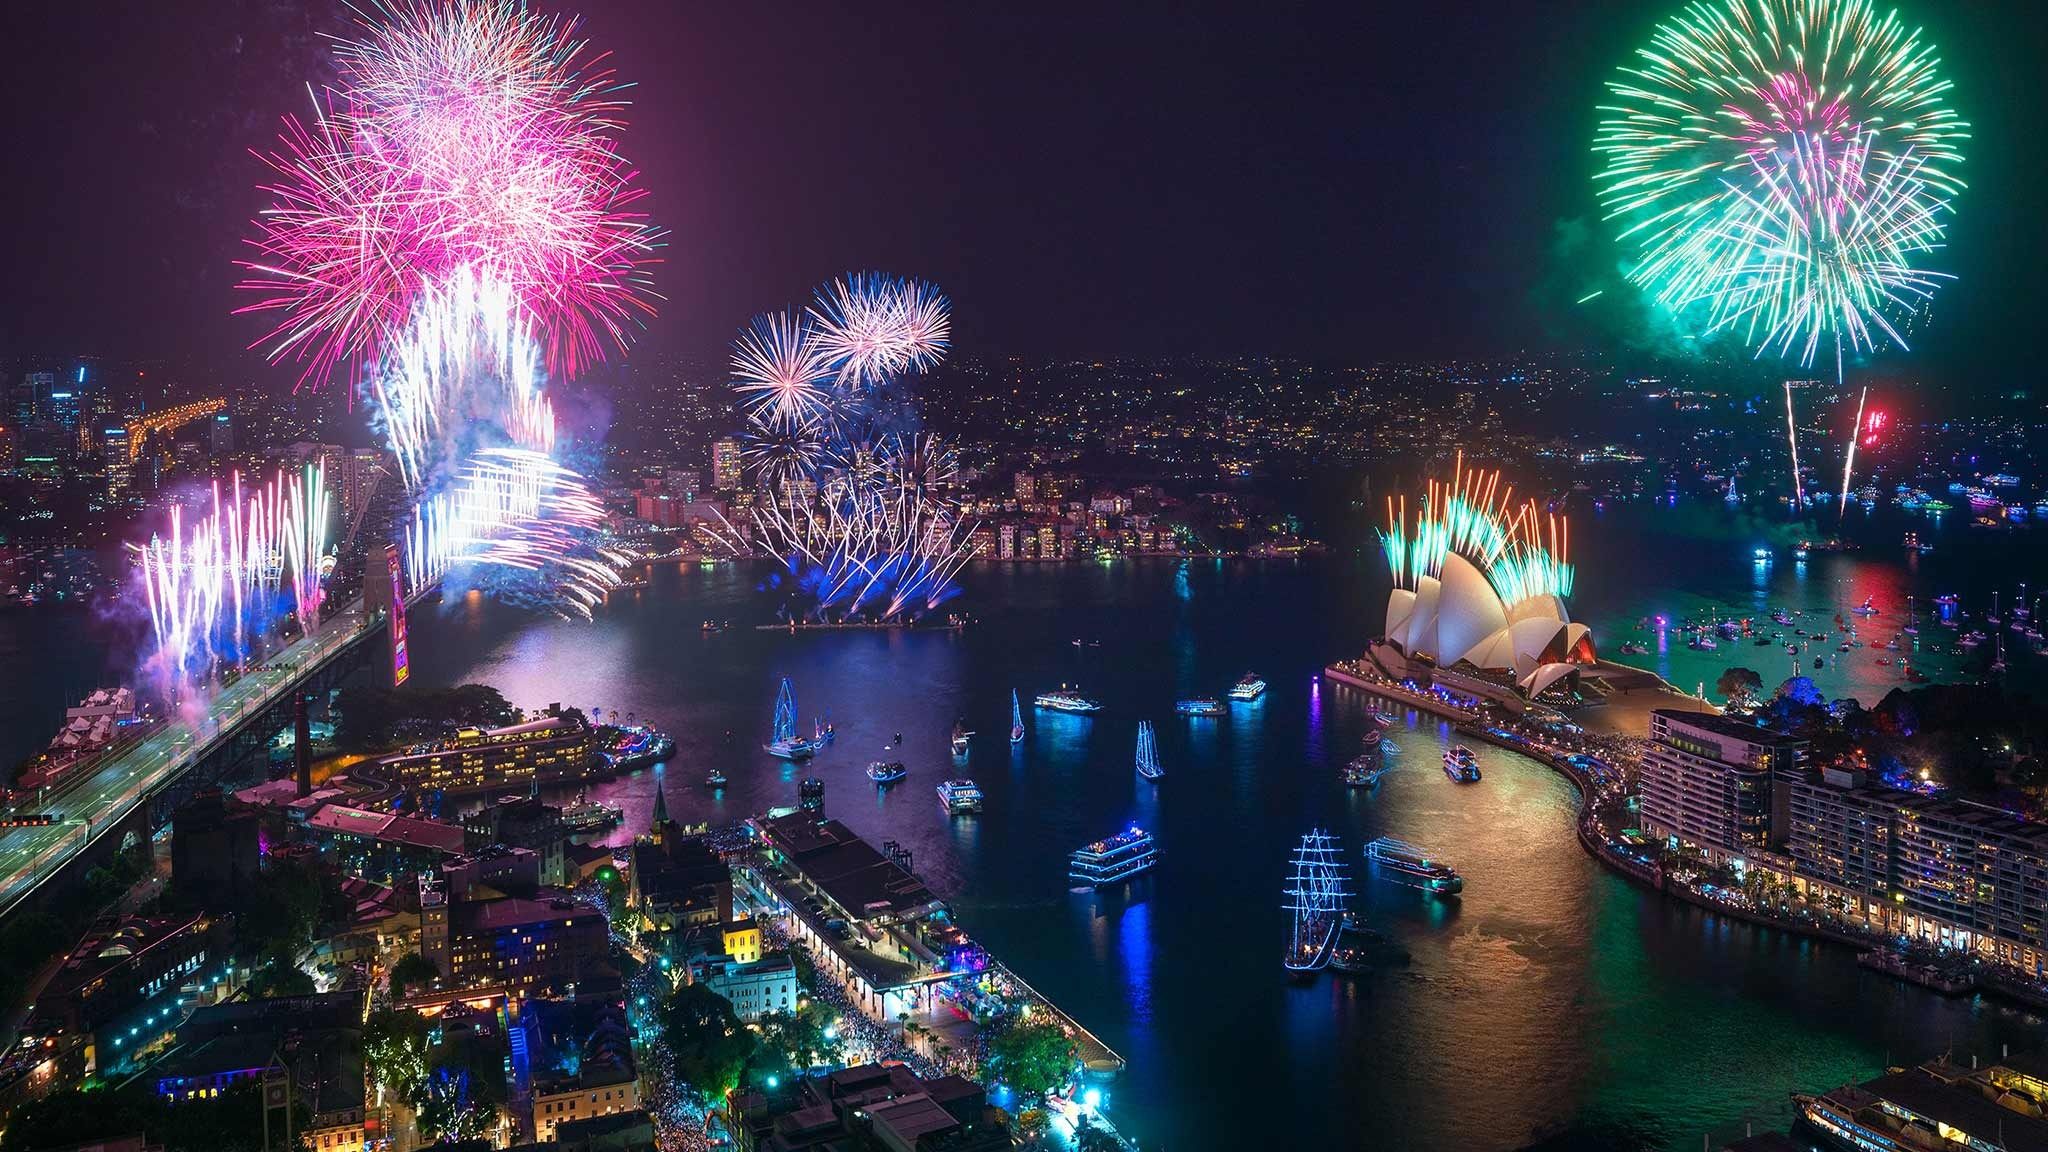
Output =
[{"x1": 2, "y1": 2, "x2": 2043, "y2": 386}]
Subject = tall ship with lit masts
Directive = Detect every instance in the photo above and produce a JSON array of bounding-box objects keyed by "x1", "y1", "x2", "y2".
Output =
[
  {"x1": 763, "y1": 677, "x2": 823, "y2": 760},
  {"x1": 1135, "y1": 721, "x2": 1163, "y2": 781},
  {"x1": 1069, "y1": 825, "x2": 1159, "y2": 887},
  {"x1": 1283, "y1": 830, "x2": 1350, "y2": 975}
]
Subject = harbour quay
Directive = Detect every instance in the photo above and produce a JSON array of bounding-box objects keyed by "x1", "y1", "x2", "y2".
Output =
[{"x1": 734, "y1": 809, "x2": 1125, "y2": 1075}]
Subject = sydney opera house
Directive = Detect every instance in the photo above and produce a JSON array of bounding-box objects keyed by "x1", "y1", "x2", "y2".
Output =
[{"x1": 1374, "y1": 457, "x2": 1596, "y2": 701}]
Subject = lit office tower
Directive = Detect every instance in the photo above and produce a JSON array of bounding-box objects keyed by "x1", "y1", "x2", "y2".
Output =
[
  {"x1": 12, "y1": 371, "x2": 52, "y2": 425},
  {"x1": 712, "y1": 438, "x2": 742, "y2": 491},
  {"x1": 342, "y1": 449, "x2": 384, "y2": 525},
  {"x1": 208, "y1": 411, "x2": 233, "y2": 456}
]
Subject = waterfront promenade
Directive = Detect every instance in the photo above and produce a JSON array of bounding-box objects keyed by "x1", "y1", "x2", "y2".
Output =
[{"x1": 1323, "y1": 658, "x2": 2048, "y2": 1016}]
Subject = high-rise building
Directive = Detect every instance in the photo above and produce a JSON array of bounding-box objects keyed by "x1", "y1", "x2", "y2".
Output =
[
  {"x1": 712, "y1": 438, "x2": 742, "y2": 491},
  {"x1": 12, "y1": 371, "x2": 54, "y2": 425},
  {"x1": 1014, "y1": 471, "x2": 1036, "y2": 502},
  {"x1": 1781, "y1": 770, "x2": 2048, "y2": 973},
  {"x1": 1637, "y1": 709, "x2": 1805, "y2": 864},
  {"x1": 207, "y1": 411, "x2": 233, "y2": 456}
]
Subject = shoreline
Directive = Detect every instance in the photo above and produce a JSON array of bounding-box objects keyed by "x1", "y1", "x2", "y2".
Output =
[{"x1": 1320, "y1": 661, "x2": 2048, "y2": 1016}]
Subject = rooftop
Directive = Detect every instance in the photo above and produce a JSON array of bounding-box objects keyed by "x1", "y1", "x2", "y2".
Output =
[
  {"x1": 41, "y1": 913, "x2": 207, "y2": 1001},
  {"x1": 451, "y1": 890, "x2": 598, "y2": 936},
  {"x1": 1651, "y1": 708, "x2": 1799, "y2": 744},
  {"x1": 302, "y1": 804, "x2": 467, "y2": 854}
]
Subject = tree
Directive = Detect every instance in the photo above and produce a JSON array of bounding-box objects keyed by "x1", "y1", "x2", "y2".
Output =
[
  {"x1": 365, "y1": 1009, "x2": 431, "y2": 1106},
  {"x1": 1716, "y1": 667, "x2": 1763, "y2": 709},
  {"x1": 981, "y1": 1017, "x2": 1075, "y2": 1099},
  {"x1": 1775, "y1": 676, "x2": 1824, "y2": 708},
  {"x1": 662, "y1": 983, "x2": 756, "y2": 1100},
  {"x1": 1075, "y1": 1124, "x2": 1123, "y2": 1152},
  {"x1": 389, "y1": 951, "x2": 440, "y2": 998},
  {"x1": 757, "y1": 1006, "x2": 838, "y2": 1072},
  {"x1": 1015, "y1": 1108, "x2": 1052, "y2": 1148}
]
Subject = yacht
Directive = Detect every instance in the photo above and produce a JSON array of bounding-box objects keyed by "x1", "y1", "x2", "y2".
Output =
[
  {"x1": 1365, "y1": 837, "x2": 1464, "y2": 895},
  {"x1": 866, "y1": 761, "x2": 907, "y2": 785},
  {"x1": 1175, "y1": 696, "x2": 1226, "y2": 717},
  {"x1": 1229, "y1": 673, "x2": 1268, "y2": 701},
  {"x1": 706, "y1": 768, "x2": 727, "y2": 788},
  {"x1": 1068, "y1": 826, "x2": 1159, "y2": 887},
  {"x1": 950, "y1": 720, "x2": 972, "y2": 758},
  {"x1": 1342, "y1": 749, "x2": 1391, "y2": 789},
  {"x1": 936, "y1": 778, "x2": 983, "y2": 814},
  {"x1": 1442, "y1": 745, "x2": 1481, "y2": 783},
  {"x1": 1009, "y1": 690, "x2": 1026, "y2": 743},
  {"x1": 1034, "y1": 685, "x2": 1103, "y2": 713}
]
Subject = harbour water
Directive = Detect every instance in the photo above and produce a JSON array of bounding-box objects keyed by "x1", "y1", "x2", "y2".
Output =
[
  {"x1": 6, "y1": 505, "x2": 2048, "y2": 1148},
  {"x1": 403, "y1": 530, "x2": 2046, "y2": 1151}
]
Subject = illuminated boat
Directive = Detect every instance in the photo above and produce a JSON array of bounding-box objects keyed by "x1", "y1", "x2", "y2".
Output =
[
  {"x1": 764, "y1": 678, "x2": 823, "y2": 760},
  {"x1": 1135, "y1": 721, "x2": 1163, "y2": 781},
  {"x1": 1034, "y1": 686, "x2": 1102, "y2": 713},
  {"x1": 865, "y1": 761, "x2": 907, "y2": 785},
  {"x1": 950, "y1": 720, "x2": 972, "y2": 758},
  {"x1": 1174, "y1": 696, "x2": 1226, "y2": 716},
  {"x1": 1365, "y1": 836, "x2": 1463, "y2": 895},
  {"x1": 1229, "y1": 673, "x2": 1267, "y2": 701},
  {"x1": 1009, "y1": 690, "x2": 1025, "y2": 743},
  {"x1": 1442, "y1": 745, "x2": 1480, "y2": 783},
  {"x1": 1283, "y1": 831, "x2": 1349, "y2": 974},
  {"x1": 1068, "y1": 825, "x2": 1158, "y2": 887},
  {"x1": 936, "y1": 778, "x2": 983, "y2": 814}
]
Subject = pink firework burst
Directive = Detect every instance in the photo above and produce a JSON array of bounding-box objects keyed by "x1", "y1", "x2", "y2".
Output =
[{"x1": 238, "y1": 0, "x2": 659, "y2": 389}]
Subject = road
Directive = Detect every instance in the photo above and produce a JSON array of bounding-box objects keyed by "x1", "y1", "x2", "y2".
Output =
[{"x1": 0, "y1": 597, "x2": 373, "y2": 917}]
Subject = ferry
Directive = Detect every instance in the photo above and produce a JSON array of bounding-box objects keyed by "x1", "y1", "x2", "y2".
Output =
[
  {"x1": 936, "y1": 778, "x2": 983, "y2": 814},
  {"x1": 561, "y1": 797, "x2": 624, "y2": 833},
  {"x1": 1068, "y1": 825, "x2": 1159, "y2": 887},
  {"x1": 1442, "y1": 745, "x2": 1481, "y2": 783},
  {"x1": 1174, "y1": 696, "x2": 1226, "y2": 717},
  {"x1": 706, "y1": 768, "x2": 727, "y2": 788},
  {"x1": 1034, "y1": 685, "x2": 1103, "y2": 714},
  {"x1": 1365, "y1": 836, "x2": 1464, "y2": 895},
  {"x1": 1229, "y1": 673, "x2": 1268, "y2": 701},
  {"x1": 950, "y1": 720, "x2": 972, "y2": 758},
  {"x1": 866, "y1": 761, "x2": 907, "y2": 785}
]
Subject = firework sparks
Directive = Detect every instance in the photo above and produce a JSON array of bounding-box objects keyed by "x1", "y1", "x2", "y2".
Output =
[
  {"x1": 715, "y1": 277, "x2": 971, "y2": 622},
  {"x1": 132, "y1": 466, "x2": 334, "y2": 696},
  {"x1": 1594, "y1": 0, "x2": 1967, "y2": 368},
  {"x1": 240, "y1": 0, "x2": 659, "y2": 389},
  {"x1": 732, "y1": 310, "x2": 835, "y2": 430}
]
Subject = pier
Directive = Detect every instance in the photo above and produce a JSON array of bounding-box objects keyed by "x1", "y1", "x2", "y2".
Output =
[{"x1": 738, "y1": 810, "x2": 1125, "y2": 1078}]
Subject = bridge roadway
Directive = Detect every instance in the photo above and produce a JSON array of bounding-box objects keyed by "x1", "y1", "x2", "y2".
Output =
[{"x1": 0, "y1": 596, "x2": 385, "y2": 918}]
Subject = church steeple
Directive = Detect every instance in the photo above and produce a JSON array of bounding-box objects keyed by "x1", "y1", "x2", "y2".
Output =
[{"x1": 650, "y1": 776, "x2": 670, "y2": 844}]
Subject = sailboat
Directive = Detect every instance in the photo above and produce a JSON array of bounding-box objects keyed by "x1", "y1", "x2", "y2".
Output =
[
  {"x1": 1135, "y1": 721, "x2": 1163, "y2": 781},
  {"x1": 1283, "y1": 830, "x2": 1349, "y2": 975},
  {"x1": 1009, "y1": 690, "x2": 1025, "y2": 744},
  {"x1": 764, "y1": 677, "x2": 823, "y2": 760}
]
